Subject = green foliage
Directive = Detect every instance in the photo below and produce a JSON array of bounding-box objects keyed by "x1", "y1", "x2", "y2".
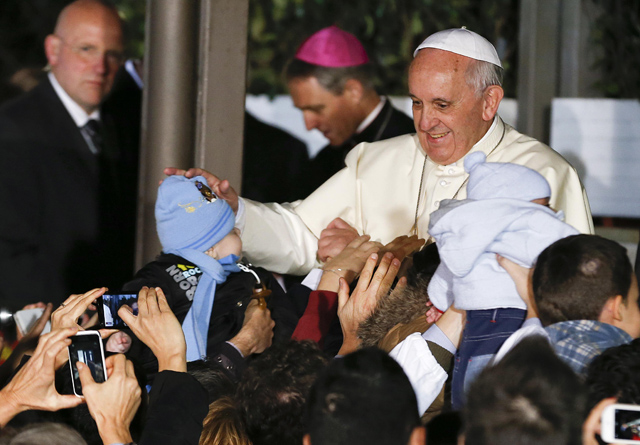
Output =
[
  {"x1": 113, "y1": 0, "x2": 146, "y2": 59},
  {"x1": 247, "y1": 0, "x2": 520, "y2": 97},
  {"x1": 589, "y1": 0, "x2": 640, "y2": 98}
]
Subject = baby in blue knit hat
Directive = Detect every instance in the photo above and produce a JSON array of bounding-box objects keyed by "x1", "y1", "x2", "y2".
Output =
[
  {"x1": 425, "y1": 152, "x2": 579, "y2": 409},
  {"x1": 120, "y1": 176, "x2": 297, "y2": 376}
]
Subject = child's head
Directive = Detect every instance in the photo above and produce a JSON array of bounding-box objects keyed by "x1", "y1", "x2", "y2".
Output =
[
  {"x1": 464, "y1": 152, "x2": 551, "y2": 203},
  {"x1": 155, "y1": 175, "x2": 239, "y2": 258},
  {"x1": 533, "y1": 235, "x2": 640, "y2": 338}
]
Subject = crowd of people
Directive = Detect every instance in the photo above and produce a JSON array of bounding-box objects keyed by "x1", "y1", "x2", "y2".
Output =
[{"x1": 0, "y1": 1, "x2": 637, "y2": 444}]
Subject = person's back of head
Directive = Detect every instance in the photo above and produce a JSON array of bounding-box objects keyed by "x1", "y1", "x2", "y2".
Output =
[
  {"x1": 586, "y1": 338, "x2": 640, "y2": 410},
  {"x1": 4, "y1": 422, "x2": 86, "y2": 445},
  {"x1": 236, "y1": 340, "x2": 328, "y2": 445},
  {"x1": 463, "y1": 336, "x2": 586, "y2": 445},
  {"x1": 304, "y1": 347, "x2": 423, "y2": 445},
  {"x1": 188, "y1": 360, "x2": 236, "y2": 404},
  {"x1": 533, "y1": 234, "x2": 633, "y2": 326}
]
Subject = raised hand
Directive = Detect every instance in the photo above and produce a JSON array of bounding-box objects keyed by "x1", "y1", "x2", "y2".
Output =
[
  {"x1": 79, "y1": 353, "x2": 141, "y2": 445},
  {"x1": 0, "y1": 327, "x2": 83, "y2": 427},
  {"x1": 337, "y1": 252, "x2": 401, "y2": 355},
  {"x1": 317, "y1": 217, "x2": 360, "y2": 262},
  {"x1": 118, "y1": 286, "x2": 187, "y2": 372},
  {"x1": 318, "y1": 235, "x2": 383, "y2": 291}
]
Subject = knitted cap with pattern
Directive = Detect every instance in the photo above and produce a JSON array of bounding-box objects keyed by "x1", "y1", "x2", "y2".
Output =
[{"x1": 155, "y1": 175, "x2": 235, "y2": 252}]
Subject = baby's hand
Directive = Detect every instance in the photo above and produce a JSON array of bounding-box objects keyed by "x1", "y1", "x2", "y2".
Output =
[
  {"x1": 425, "y1": 301, "x2": 444, "y2": 324},
  {"x1": 105, "y1": 331, "x2": 132, "y2": 354}
]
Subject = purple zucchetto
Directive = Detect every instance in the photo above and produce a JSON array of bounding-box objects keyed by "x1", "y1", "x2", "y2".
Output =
[{"x1": 295, "y1": 26, "x2": 369, "y2": 68}]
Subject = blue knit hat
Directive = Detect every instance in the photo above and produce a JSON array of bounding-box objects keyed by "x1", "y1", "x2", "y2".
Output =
[
  {"x1": 465, "y1": 152, "x2": 551, "y2": 201},
  {"x1": 155, "y1": 175, "x2": 235, "y2": 252}
]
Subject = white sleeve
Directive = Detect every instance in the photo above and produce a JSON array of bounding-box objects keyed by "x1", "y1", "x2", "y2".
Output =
[
  {"x1": 389, "y1": 332, "x2": 448, "y2": 415},
  {"x1": 241, "y1": 147, "x2": 361, "y2": 275},
  {"x1": 241, "y1": 199, "x2": 321, "y2": 275}
]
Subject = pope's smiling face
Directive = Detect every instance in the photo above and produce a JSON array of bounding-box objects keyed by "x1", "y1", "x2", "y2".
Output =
[{"x1": 409, "y1": 48, "x2": 501, "y2": 165}]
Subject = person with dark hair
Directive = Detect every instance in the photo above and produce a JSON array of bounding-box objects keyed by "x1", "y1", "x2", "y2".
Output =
[
  {"x1": 586, "y1": 338, "x2": 640, "y2": 410},
  {"x1": 497, "y1": 234, "x2": 640, "y2": 378},
  {"x1": 303, "y1": 347, "x2": 425, "y2": 445},
  {"x1": 462, "y1": 336, "x2": 587, "y2": 445},
  {"x1": 285, "y1": 26, "x2": 415, "y2": 195},
  {"x1": 533, "y1": 235, "x2": 640, "y2": 376},
  {"x1": 235, "y1": 340, "x2": 328, "y2": 445}
]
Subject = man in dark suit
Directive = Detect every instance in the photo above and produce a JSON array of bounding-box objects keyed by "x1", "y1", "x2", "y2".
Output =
[
  {"x1": 0, "y1": 0, "x2": 137, "y2": 310},
  {"x1": 285, "y1": 26, "x2": 415, "y2": 196}
]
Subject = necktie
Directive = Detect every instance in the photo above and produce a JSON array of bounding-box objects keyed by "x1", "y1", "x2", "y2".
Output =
[{"x1": 81, "y1": 119, "x2": 103, "y2": 154}]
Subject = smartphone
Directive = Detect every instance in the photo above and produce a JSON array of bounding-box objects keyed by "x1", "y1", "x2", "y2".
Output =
[
  {"x1": 13, "y1": 308, "x2": 51, "y2": 336},
  {"x1": 97, "y1": 293, "x2": 138, "y2": 328},
  {"x1": 601, "y1": 403, "x2": 640, "y2": 443},
  {"x1": 68, "y1": 331, "x2": 107, "y2": 397}
]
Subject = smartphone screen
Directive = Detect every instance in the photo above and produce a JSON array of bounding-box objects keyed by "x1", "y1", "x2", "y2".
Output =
[
  {"x1": 615, "y1": 409, "x2": 640, "y2": 441},
  {"x1": 68, "y1": 331, "x2": 107, "y2": 397},
  {"x1": 98, "y1": 293, "x2": 138, "y2": 328}
]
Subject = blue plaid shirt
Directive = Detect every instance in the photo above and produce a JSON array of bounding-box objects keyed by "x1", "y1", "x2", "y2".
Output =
[{"x1": 546, "y1": 320, "x2": 632, "y2": 378}]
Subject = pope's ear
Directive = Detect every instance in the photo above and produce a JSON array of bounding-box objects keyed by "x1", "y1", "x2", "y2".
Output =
[
  {"x1": 482, "y1": 85, "x2": 504, "y2": 121},
  {"x1": 44, "y1": 34, "x2": 61, "y2": 67}
]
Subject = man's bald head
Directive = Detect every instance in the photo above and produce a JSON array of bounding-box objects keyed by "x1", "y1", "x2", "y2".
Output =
[{"x1": 45, "y1": 0, "x2": 124, "y2": 114}]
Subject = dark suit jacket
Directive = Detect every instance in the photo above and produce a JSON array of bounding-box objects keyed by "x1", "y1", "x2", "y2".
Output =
[
  {"x1": 242, "y1": 112, "x2": 310, "y2": 203},
  {"x1": 0, "y1": 78, "x2": 138, "y2": 310},
  {"x1": 138, "y1": 371, "x2": 209, "y2": 445},
  {"x1": 304, "y1": 98, "x2": 415, "y2": 195}
]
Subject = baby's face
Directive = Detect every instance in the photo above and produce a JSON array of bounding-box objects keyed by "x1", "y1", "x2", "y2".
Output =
[
  {"x1": 211, "y1": 228, "x2": 243, "y2": 259},
  {"x1": 531, "y1": 197, "x2": 551, "y2": 207}
]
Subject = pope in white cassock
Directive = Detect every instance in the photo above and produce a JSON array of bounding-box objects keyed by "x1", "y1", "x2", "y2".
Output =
[{"x1": 167, "y1": 28, "x2": 593, "y2": 276}]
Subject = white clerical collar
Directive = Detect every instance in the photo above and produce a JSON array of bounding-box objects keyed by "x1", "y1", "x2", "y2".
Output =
[
  {"x1": 48, "y1": 72, "x2": 100, "y2": 127},
  {"x1": 356, "y1": 96, "x2": 386, "y2": 134},
  {"x1": 471, "y1": 116, "x2": 498, "y2": 150}
]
